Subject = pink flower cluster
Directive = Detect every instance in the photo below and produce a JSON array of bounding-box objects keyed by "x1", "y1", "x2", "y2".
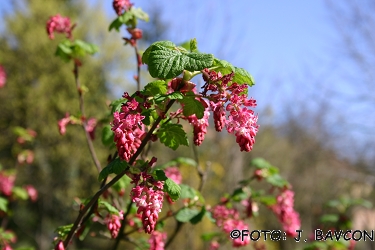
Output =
[
  {"x1": 0, "y1": 65, "x2": 6, "y2": 88},
  {"x1": 46, "y1": 14, "x2": 72, "y2": 40},
  {"x1": 148, "y1": 230, "x2": 167, "y2": 250},
  {"x1": 0, "y1": 171, "x2": 15, "y2": 196},
  {"x1": 113, "y1": 0, "x2": 133, "y2": 16},
  {"x1": 111, "y1": 92, "x2": 146, "y2": 161},
  {"x1": 270, "y1": 189, "x2": 301, "y2": 237},
  {"x1": 187, "y1": 110, "x2": 210, "y2": 146},
  {"x1": 201, "y1": 69, "x2": 259, "y2": 152},
  {"x1": 164, "y1": 167, "x2": 182, "y2": 185},
  {"x1": 130, "y1": 169, "x2": 164, "y2": 234},
  {"x1": 211, "y1": 205, "x2": 250, "y2": 248},
  {"x1": 105, "y1": 211, "x2": 124, "y2": 238}
]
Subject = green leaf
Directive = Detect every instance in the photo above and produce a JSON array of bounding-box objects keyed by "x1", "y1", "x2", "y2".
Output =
[
  {"x1": 320, "y1": 214, "x2": 339, "y2": 223},
  {"x1": 144, "y1": 80, "x2": 168, "y2": 95},
  {"x1": 167, "y1": 92, "x2": 184, "y2": 100},
  {"x1": 258, "y1": 195, "x2": 277, "y2": 206},
  {"x1": 101, "y1": 125, "x2": 114, "y2": 146},
  {"x1": 232, "y1": 67, "x2": 254, "y2": 86},
  {"x1": 180, "y1": 184, "x2": 197, "y2": 199},
  {"x1": 148, "y1": 44, "x2": 186, "y2": 79},
  {"x1": 55, "y1": 224, "x2": 73, "y2": 238},
  {"x1": 175, "y1": 207, "x2": 200, "y2": 222},
  {"x1": 180, "y1": 96, "x2": 205, "y2": 119},
  {"x1": 55, "y1": 40, "x2": 72, "y2": 62},
  {"x1": 201, "y1": 232, "x2": 221, "y2": 241},
  {"x1": 266, "y1": 174, "x2": 289, "y2": 188},
  {"x1": 231, "y1": 187, "x2": 247, "y2": 201},
  {"x1": 142, "y1": 41, "x2": 176, "y2": 65},
  {"x1": 184, "y1": 52, "x2": 214, "y2": 72},
  {"x1": 98, "y1": 158, "x2": 128, "y2": 181},
  {"x1": 99, "y1": 200, "x2": 120, "y2": 215},
  {"x1": 250, "y1": 157, "x2": 273, "y2": 169},
  {"x1": 108, "y1": 17, "x2": 123, "y2": 32},
  {"x1": 190, "y1": 38, "x2": 198, "y2": 52},
  {"x1": 211, "y1": 58, "x2": 235, "y2": 75},
  {"x1": 164, "y1": 178, "x2": 181, "y2": 201},
  {"x1": 131, "y1": 7, "x2": 149, "y2": 21},
  {"x1": 12, "y1": 187, "x2": 28, "y2": 200},
  {"x1": 156, "y1": 123, "x2": 189, "y2": 150},
  {"x1": 144, "y1": 40, "x2": 213, "y2": 79},
  {"x1": 155, "y1": 169, "x2": 168, "y2": 181},
  {"x1": 175, "y1": 157, "x2": 197, "y2": 167},
  {"x1": 112, "y1": 174, "x2": 132, "y2": 192},
  {"x1": 0, "y1": 197, "x2": 8, "y2": 212},
  {"x1": 190, "y1": 206, "x2": 206, "y2": 224},
  {"x1": 110, "y1": 98, "x2": 126, "y2": 113}
]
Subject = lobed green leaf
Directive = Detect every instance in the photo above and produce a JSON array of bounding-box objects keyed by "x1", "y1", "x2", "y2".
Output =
[
  {"x1": 99, "y1": 200, "x2": 121, "y2": 215},
  {"x1": 101, "y1": 125, "x2": 114, "y2": 146},
  {"x1": 164, "y1": 178, "x2": 181, "y2": 201},
  {"x1": 98, "y1": 158, "x2": 128, "y2": 181},
  {"x1": 156, "y1": 123, "x2": 189, "y2": 150},
  {"x1": 180, "y1": 96, "x2": 205, "y2": 119},
  {"x1": 175, "y1": 207, "x2": 200, "y2": 222},
  {"x1": 144, "y1": 80, "x2": 168, "y2": 96}
]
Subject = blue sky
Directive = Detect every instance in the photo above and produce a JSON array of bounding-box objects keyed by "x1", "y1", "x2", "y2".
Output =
[{"x1": 1, "y1": 1, "x2": 374, "y2": 160}]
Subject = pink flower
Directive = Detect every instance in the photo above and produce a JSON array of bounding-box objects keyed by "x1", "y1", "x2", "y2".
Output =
[
  {"x1": 131, "y1": 182, "x2": 164, "y2": 234},
  {"x1": 25, "y1": 185, "x2": 38, "y2": 202},
  {"x1": 46, "y1": 14, "x2": 72, "y2": 40},
  {"x1": 3, "y1": 244, "x2": 13, "y2": 250},
  {"x1": 209, "y1": 241, "x2": 220, "y2": 250},
  {"x1": 164, "y1": 167, "x2": 182, "y2": 185},
  {"x1": 0, "y1": 65, "x2": 6, "y2": 88},
  {"x1": 105, "y1": 211, "x2": 124, "y2": 238},
  {"x1": 148, "y1": 231, "x2": 167, "y2": 250},
  {"x1": 58, "y1": 113, "x2": 72, "y2": 135},
  {"x1": 111, "y1": 93, "x2": 146, "y2": 161},
  {"x1": 187, "y1": 109, "x2": 210, "y2": 146},
  {"x1": 113, "y1": 0, "x2": 133, "y2": 16},
  {"x1": 54, "y1": 240, "x2": 65, "y2": 250},
  {"x1": 0, "y1": 172, "x2": 15, "y2": 196},
  {"x1": 211, "y1": 205, "x2": 250, "y2": 248},
  {"x1": 85, "y1": 118, "x2": 97, "y2": 140},
  {"x1": 201, "y1": 69, "x2": 259, "y2": 152},
  {"x1": 270, "y1": 189, "x2": 301, "y2": 237}
]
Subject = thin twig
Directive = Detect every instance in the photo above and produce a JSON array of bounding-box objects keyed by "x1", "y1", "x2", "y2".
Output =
[{"x1": 73, "y1": 62, "x2": 102, "y2": 172}]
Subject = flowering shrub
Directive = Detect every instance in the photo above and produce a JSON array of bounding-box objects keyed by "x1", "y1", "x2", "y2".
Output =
[{"x1": 41, "y1": 1, "x2": 305, "y2": 249}]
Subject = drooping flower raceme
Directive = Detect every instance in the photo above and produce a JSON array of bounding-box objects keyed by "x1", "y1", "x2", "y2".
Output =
[
  {"x1": 111, "y1": 92, "x2": 146, "y2": 161},
  {"x1": 269, "y1": 189, "x2": 301, "y2": 237},
  {"x1": 131, "y1": 182, "x2": 164, "y2": 234},
  {"x1": 46, "y1": 14, "x2": 72, "y2": 40},
  {"x1": 201, "y1": 69, "x2": 259, "y2": 152},
  {"x1": 0, "y1": 65, "x2": 6, "y2": 88},
  {"x1": 105, "y1": 211, "x2": 124, "y2": 238},
  {"x1": 148, "y1": 230, "x2": 167, "y2": 250},
  {"x1": 187, "y1": 109, "x2": 210, "y2": 146},
  {"x1": 211, "y1": 205, "x2": 250, "y2": 248}
]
